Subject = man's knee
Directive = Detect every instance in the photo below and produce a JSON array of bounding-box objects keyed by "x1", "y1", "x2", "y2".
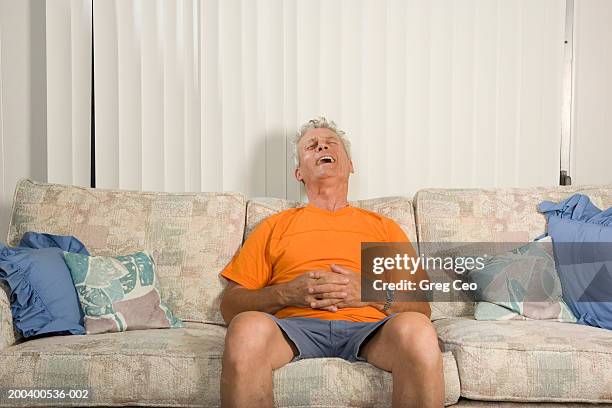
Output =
[
  {"x1": 385, "y1": 312, "x2": 440, "y2": 366},
  {"x1": 225, "y1": 311, "x2": 277, "y2": 362}
]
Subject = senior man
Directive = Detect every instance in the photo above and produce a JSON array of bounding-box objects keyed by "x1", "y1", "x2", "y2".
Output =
[{"x1": 220, "y1": 117, "x2": 444, "y2": 408}]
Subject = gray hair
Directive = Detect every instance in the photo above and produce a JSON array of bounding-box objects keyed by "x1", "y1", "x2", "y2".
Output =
[{"x1": 293, "y1": 116, "x2": 352, "y2": 167}]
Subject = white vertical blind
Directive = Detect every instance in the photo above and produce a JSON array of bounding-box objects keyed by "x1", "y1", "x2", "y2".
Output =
[
  {"x1": 94, "y1": 0, "x2": 567, "y2": 200},
  {"x1": 140, "y1": 0, "x2": 165, "y2": 192},
  {"x1": 95, "y1": 0, "x2": 202, "y2": 192},
  {"x1": 200, "y1": 0, "x2": 221, "y2": 192},
  {"x1": 45, "y1": 0, "x2": 91, "y2": 186},
  {"x1": 0, "y1": 0, "x2": 48, "y2": 240},
  {"x1": 571, "y1": 0, "x2": 612, "y2": 185},
  {"x1": 0, "y1": 19, "x2": 6, "y2": 240}
]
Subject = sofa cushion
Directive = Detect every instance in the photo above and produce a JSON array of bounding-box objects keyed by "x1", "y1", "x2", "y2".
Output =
[
  {"x1": 63, "y1": 250, "x2": 183, "y2": 334},
  {"x1": 414, "y1": 186, "x2": 612, "y2": 319},
  {"x1": 0, "y1": 233, "x2": 89, "y2": 338},
  {"x1": 448, "y1": 401, "x2": 606, "y2": 407},
  {"x1": 0, "y1": 322, "x2": 226, "y2": 407},
  {"x1": 6, "y1": 178, "x2": 245, "y2": 325},
  {"x1": 468, "y1": 237, "x2": 576, "y2": 322},
  {"x1": 538, "y1": 194, "x2": 612, "y2": 330},
  {"x1": 273, "y1": 352, "x2": 460, "y2": 407},
  {"x1": 0, "y1": 322, "x2": 460, "y2": 407},
  {"x1": 473, "y1": 301, "x2": 576, "y2": 322},
  {"x1": 0, "y1": 281, "x2": 18, "y2": 348},
  {"x1": 435, "y1": 317, "x2": 612, "y2": 403},
  {"x1": 245, "y1": 196, "x2": 417, "y2": 244}
]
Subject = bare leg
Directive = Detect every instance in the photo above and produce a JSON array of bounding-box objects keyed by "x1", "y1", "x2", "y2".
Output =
[
  {"x1": 360, "y1": 312, "x2": 444, "y2": 408},
  {"x1": 221, "y1": 311, "x2": 297, "y2": 408}
]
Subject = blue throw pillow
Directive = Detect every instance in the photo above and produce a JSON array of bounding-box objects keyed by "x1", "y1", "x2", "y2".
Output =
[
  {"x1": 0, "y1": 232, "x2": 89, "y2": 337},
  {"x1": 20, "y1": 231, "x2": 89, "y2": 253},
  {"x1": 539, "y1": 194, "x2": 612, "y2": 330}
]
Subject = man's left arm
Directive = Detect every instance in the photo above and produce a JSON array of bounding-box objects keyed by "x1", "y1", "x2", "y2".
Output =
[
  {"x1": 362, "y1": 259, "x2": 432, "y2": 317},
  {"x1": 375, "y1": 220, "x2": 431, "y2": 317}
]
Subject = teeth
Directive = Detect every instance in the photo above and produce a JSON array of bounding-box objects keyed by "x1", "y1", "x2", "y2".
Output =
[{"x1": 317, "y1": 156, "x2": 335, "y2": 164}]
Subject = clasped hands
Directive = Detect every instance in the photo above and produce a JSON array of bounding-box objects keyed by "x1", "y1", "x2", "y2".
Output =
[{"x1": 283, "y1": 264, "x2": 367, "y2": 312}]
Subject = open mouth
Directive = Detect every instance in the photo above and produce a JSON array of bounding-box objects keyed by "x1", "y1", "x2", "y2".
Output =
[{"x1": 316, "y1": 155, "x2": 336, "y2": 165}]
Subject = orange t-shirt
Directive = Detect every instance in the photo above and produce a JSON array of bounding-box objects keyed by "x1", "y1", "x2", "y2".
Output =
[{"x1": 221, "y1": 203, "x2": 409, "y2": 322}]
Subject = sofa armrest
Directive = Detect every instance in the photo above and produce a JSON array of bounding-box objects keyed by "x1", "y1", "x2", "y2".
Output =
[{"x1": 0, "y1": 282, "x2": 17, "y2": 349}]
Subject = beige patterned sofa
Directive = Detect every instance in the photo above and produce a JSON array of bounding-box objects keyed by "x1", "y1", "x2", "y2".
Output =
[{"x1": 0, "y1": 178, "x2": 611, "y2": 407}]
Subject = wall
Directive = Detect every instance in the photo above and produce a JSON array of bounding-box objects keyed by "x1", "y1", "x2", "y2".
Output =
[{"x1": 571, "y1": 0, "x2": 612, "y2": 185}]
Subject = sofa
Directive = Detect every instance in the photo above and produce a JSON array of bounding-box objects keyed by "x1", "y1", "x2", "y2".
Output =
[{"x1": 0, "y1": 178, "x2": 611, "y2": 407}]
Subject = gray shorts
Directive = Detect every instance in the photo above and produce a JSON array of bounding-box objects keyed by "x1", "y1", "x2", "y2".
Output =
[{"x1": 267, "y1": 314, "x2": 394, "y2": 363}]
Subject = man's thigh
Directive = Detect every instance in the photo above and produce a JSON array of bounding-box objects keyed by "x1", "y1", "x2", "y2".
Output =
[
  {"x1": 225, "y1": 311, "x2": 298, "y2": 369},
  {"x1": 358, "y1": 312, "x2": 437, "y2": 371}
]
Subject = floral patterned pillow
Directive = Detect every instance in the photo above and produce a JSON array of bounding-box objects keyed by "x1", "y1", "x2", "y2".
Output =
[
  {"x1": 468, "y1": 237, "x2": 576, "y2": 322},
  {"x1": 62, "y1": 251, "x2": 183, "y2": 334},
  {"x1": 474, "y1": 301, "x2": 576, "y2": 322}
]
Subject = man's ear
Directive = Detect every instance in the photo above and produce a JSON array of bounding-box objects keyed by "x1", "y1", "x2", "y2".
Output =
[
  {"x1": 294, "y1": 167, "x2": 303, "y2": 183},
  {"x1": 349, "y1": 159, "x2": 355, "y2": 174},
  {"x1": 294, "y1": 168, "x2": 306, "y2": 185}
]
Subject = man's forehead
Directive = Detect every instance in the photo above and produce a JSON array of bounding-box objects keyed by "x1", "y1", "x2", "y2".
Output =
[{"x1": 299, "y1": 128, "x2": 340, "y2": 144}]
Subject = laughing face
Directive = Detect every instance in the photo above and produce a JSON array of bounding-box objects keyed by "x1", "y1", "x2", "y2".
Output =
[{"x1": 294, "y1": 128, "x2": 354, "y2": 187}]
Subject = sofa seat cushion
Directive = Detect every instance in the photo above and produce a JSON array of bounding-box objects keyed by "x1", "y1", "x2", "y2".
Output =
[
  {"x1": 0, "y1": 321, "x2": 460, "y2": 407},
  {"x1": 273, "y1": 352, "x2": 460, "y2": 407},
  {"x1": 435, "y1": 317, "x2": 612, "y2": 403},
  {"x1": 0, "y1": 322, "x2": 225, "y2": 407},
  {"x1": 448, "y1": 401, "x2": 608, "y2": 407}
]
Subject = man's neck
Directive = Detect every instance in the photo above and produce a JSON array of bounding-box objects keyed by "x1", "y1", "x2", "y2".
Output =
[{"x1": 305, "y1": 181, "x2": 349, "y2": 212}]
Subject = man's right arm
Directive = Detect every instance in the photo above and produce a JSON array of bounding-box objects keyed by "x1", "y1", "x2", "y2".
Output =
[
  {"x1": 220, "y1": 282, "x2": 287, "y2": 324},
  {"x1": 220, "y1": 272, "x2": 349, "y2": 324}
]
